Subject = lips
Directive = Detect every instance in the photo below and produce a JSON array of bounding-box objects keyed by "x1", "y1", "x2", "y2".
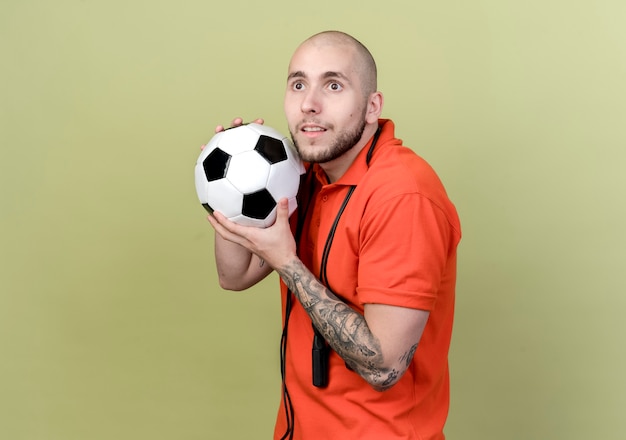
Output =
[{"x1": 299, "y1": 122, "x2": 327, "y2": 133}]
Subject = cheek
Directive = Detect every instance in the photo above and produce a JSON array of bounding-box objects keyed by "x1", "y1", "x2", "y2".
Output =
[
  {"x1": 284, "y1": 96, "x2": 299, "y2": 115},
  {"x1": 283, "y1": 92, "x2": 293, "y2": 108}
]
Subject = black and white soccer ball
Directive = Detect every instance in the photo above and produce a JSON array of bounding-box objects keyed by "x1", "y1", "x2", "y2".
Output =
[{"x1": 194, "y1": 123, "x2": 305, "y2": 228}]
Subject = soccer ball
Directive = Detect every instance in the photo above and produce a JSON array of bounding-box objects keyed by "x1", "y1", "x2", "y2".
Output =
[{"x1": 194, "y1": 123, "x2": 305, "y2": 228}]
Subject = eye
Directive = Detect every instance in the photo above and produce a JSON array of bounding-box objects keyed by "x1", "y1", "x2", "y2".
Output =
[
  {"x1": 293, "y1": 81, "x2": 304, "y2": 91},
  {"x1": 329, "y1": 82, "x2": 342, "y2": 91}
]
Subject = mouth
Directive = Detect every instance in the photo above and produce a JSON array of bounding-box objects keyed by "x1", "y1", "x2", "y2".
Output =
[
  {"x1": 299, "y1": 123, "x2": 327, "y2": 137},
  {"x1": 302, "y1": 126, "x2": 325, "y2": 132}
]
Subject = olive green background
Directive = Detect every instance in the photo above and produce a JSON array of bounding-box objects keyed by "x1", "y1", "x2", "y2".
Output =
[{"x1": 1, "y1": 0, "x2": 625, "y2": 439}]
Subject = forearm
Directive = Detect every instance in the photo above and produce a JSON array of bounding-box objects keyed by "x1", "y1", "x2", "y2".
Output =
[
  {"x1": 277, "y1": 258, "x2": 400, "y2": 391},
  {"x1": 213, "y1": 233, "x2": 271, "y2": 291}
]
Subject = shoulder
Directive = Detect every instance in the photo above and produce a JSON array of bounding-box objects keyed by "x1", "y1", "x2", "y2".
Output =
[
  {"x1": 359, "y1": 141, "x2": 460, "y2": 236},
  {"x1": 365, "y1": 142, "x2": 449, "y2": 204}
]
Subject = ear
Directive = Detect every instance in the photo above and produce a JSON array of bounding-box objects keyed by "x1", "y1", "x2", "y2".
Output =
[{"x1": 365, "y1": 91, "x2": 384, "y2": 124}]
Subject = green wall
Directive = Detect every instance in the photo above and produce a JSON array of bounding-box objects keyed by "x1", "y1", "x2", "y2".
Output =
[{"x1": 1, "y1": 1, "x2": 625, "y2": 438}]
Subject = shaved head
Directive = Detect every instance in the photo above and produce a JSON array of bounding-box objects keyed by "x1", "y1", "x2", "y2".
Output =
[
  {"x1": 295, "y1": 31, "x2": 378, "y2": 97},
  {"x1": 284, "y1": 30, "x2": 384, "y2": 178}
]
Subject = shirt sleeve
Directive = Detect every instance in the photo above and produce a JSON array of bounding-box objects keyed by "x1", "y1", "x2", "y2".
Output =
[{"x1": 356, "y1": 192, "x2": 454, "y2": 311}]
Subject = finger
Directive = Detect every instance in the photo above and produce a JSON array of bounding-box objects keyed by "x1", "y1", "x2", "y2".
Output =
[
  {"x1": 214, "y1": 211, "x2": 251, "y2": 239},
  {"x1": 230, "y1": 117, "x2": 244, "y2": 127},
  {"x1": 206, "y1": 213, "x2": 222, "y2": 232},
  {"x1": 210, "y1": 210, "x2": 250, "y2": 238},
  {"x1": 215, "y1": 117, "x2": 245, "y2": 134},
  {"x1": 208, "y1": 210, "x2": 232, "y2": 232},
  {"x1": 275, "y1": 198, "x2": 290, "y2": 224},
  {"x1": 216, "y1": 117, "x2": 262, "y2": 133},
  {"x1": 210, "y1": 210, "x2": 232, "y2": 227},
  {"x1": 207, "y1": 213, "x2": 244, "y2": 244}
]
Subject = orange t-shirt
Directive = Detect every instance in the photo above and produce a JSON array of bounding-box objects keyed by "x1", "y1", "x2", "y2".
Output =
[{"x1": 274, "y1": 119, "x2": 461, "y2": 440}]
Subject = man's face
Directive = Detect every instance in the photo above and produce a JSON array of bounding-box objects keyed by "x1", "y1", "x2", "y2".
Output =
[{"x1": 284, "y1": 42, "x2": 369, "y2": 164}]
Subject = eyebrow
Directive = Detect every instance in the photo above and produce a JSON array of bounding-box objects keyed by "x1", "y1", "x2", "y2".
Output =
[{"x1": 287, "y1": 70, "x2": 351, "y2": 83}]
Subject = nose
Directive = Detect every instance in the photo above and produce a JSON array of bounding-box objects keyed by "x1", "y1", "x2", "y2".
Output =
[{"x1": 301, "y1": 89, "x2": 320, "y2": 114}]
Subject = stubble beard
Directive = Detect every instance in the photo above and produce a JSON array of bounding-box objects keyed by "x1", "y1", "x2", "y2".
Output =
[{"x1": 291, "y1": 118, "x2": 367, "y2": 164}]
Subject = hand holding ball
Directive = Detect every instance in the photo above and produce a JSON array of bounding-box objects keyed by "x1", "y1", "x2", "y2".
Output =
[{"x1": 195, "y1": 123, "x2": 305, "y2": 228}]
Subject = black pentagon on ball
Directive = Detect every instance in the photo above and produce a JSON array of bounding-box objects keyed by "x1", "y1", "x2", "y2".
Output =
[
  {"x1": 254, "y1": 135, "x2": 288, "y2": 164},
  {"x1": 242, "y1": 188, "x2": 277, "y2": 219},
  {"x1": 203, "y1": 148, "x2": 231, "y2": 181}
]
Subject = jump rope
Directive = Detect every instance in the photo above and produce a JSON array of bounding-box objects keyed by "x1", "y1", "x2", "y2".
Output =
[{"x1": 279, "y1": 126, "x2": 382, "y2": 439}]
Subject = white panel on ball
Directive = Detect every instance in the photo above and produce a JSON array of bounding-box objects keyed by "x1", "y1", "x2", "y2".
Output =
[
  {"x1": 205, "y1": 179, "x2": 244, "y2": 218},
  {"x1": 226, "y1": 150, "x2": 271, "y2": 194}
]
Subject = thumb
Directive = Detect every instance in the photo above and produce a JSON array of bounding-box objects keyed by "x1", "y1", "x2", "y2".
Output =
[{"x1": 276, "y1": 198, "x2": 290, "y2": 223}]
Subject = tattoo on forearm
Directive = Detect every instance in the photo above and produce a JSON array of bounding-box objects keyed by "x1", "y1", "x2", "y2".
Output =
[
  {"x1": 381, "y1": 369, "x2": 399, "y2": 387},
  {"x1": 278, "y1": 259, "x2": 404, "y2": 390},
  {"x1": 399, "y1": 343, "x2": 418, "y2": 368},
  {"x1": 294, "y1": 272, "x2": 322, "y2": 311}
]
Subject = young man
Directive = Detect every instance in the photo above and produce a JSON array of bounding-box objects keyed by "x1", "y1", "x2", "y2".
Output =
[{"x1": 208, "y1": 31, "x2": 461, "y2": 440}]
